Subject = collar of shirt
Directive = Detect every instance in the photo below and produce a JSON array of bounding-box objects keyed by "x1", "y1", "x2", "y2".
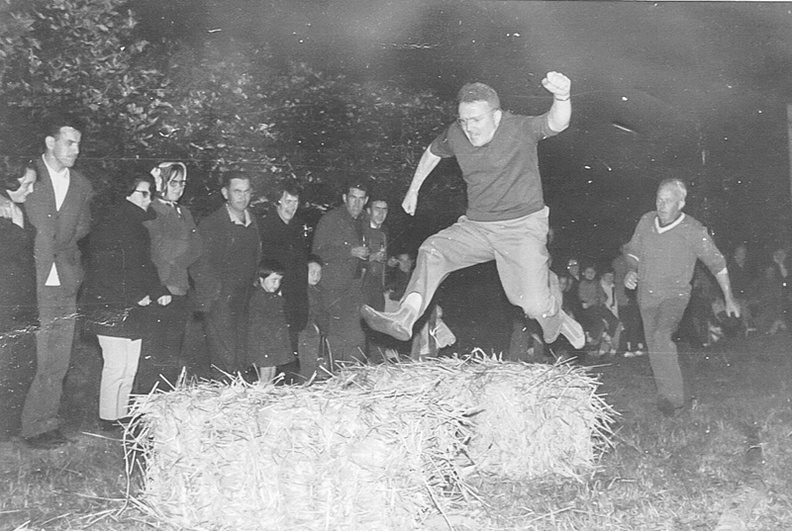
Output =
[
  {"x1": 157, "y1": 197, "x2": 181, "y2": 213},
  {"x1": 10, "y1": 202, "x2": 24, "y2": 229},
  {"x1": 42, "y1": 153, "x2": 69, "y2": 181},
  {"x1": 42, "y1": 154, "x2": 70, "y2": 210},
  {"x1": 41, "y1": 155, "x2": 70, "y2": 210},
  {"x1": 226, "y1": 204, "x2": 251, "y2": 227},
  {"x1": 655, "y1": 212, "x2": 685, "y2": 234}
]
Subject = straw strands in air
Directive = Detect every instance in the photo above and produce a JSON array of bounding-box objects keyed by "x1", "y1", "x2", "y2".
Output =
[{"x1": 127, "y1": 356, "x2": 616, "y2": 530}]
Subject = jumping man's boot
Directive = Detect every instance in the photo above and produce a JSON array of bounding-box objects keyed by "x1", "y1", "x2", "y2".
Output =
[{"x1": 361, "y1": 304, "x2": 418, "y2": 342}]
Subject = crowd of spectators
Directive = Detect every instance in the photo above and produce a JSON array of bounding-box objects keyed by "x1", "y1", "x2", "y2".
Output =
[
  {"x1": 0, "y1": 115, "x2": 448, "y2": 447},
  {"x1": 539, "y1": 237, "x2": 791, "y2": 362},
  {"x1": 3, "y1": 103, "x2": 791, "y2": 445}
]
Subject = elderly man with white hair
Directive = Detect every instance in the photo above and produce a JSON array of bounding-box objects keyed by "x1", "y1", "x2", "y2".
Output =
[{"x1": 624, "y1": 178, "x2": 740, "y2": 417}]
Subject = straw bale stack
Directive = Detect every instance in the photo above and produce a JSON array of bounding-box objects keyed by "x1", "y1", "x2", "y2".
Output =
[{"x1": 128, "y1": 357, "x2": 614, "y2": 530}]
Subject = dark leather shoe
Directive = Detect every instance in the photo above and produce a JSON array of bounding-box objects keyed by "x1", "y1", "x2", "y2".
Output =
[
  {"x1": 99, "y1": 420, "x2": 124, "y2": 434},
  {"x1": 24, "y1": 429, "x2": 69, "y2": 449},
  {"x1": 361, "y1": 304, "x2": 417, "y2": 342},
  {"x1": 658, "y1": 398, "x2": 684, "y2": 418}
]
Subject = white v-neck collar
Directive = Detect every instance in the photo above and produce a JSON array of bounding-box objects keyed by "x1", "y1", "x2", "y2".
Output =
[{"x1": 655, "y1": 212, "x2": 685, "y2": 234}]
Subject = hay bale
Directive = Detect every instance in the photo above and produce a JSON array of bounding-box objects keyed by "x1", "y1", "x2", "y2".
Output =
[
  {"x1": 128, "y1": 357, "x2": 614, "y2": 530},
  {"x1": 332, "y1": 356, "x2": 615, "y2": 481}
]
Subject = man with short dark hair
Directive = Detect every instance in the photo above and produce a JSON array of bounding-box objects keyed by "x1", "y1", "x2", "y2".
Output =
[
  {"x1": 624, "y1": 178, "x2": 740, "y2": 416},
  {"x1": 191, "y1": 172, "x2": 261, "y2": 379},
  {"x1": 21, "y1": 116, "x2": 93, "y2": 449},
  {"x1": 312, "y1": 180, "x2": 370, "y2": 367},
  {"x1": 362, "y1": 196, "x2": 389, "y2": 312},
  {"x1": 362, "y1": 73, "x2": 585, "y2": 351}
]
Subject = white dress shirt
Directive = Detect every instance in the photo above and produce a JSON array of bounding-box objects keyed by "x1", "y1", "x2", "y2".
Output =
[{"x1": 42, "y1": 155, "x2": 71, "y2": 286}]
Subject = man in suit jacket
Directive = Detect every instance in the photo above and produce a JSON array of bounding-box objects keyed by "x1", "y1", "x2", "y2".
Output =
[
  {"x1": 190, "y1": 172, "x2": 261, "y2": 380},
  {"x1": 21, "y1": 117, "x2": 93, "y2": 448}
]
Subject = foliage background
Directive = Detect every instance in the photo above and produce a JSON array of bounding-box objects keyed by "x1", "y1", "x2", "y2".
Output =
[
  {"x1": 4, "y1": 0, "x2": 788, "y2": 259},
  {"x1": 0, "y1": 0, "x2": 457, "y2": 247}
]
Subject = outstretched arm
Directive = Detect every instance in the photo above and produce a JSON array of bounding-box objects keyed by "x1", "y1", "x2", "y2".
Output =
[
  {"x1": 402, "y1": 147, "x2": 441, "y2": 216},
  {"x1": 542, "y1": 71, "x2": 572, "y2": 133}
]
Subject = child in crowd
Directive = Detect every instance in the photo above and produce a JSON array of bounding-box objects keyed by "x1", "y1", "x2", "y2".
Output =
[
  {"x1": 559, "y1": 274, "x2": 582, "y2": 322},
  {"x1": 577, "y1": 264, "x2": 620, "y2": 355},
  {"x1": 599, "y1": 268, "x2": 623, "y2": 353},
  {"x1": 247, "y1": 258, "x2": 293, "y2": 383},
  {"x1": 298, "y1": 254, "x2": 329, "y2": 381},
  {"x1": 755, "y1": 262, "x2": 788, "y2": 335},
  {"x1": 612, "y1": 244, "x2": 646, "y2": 357},
  {"x1": 680, "y1": 263, "x2": 721, "y2": 347},
  {"x1": 566, "y1": 257, "x2": 581, "y2": 292}
]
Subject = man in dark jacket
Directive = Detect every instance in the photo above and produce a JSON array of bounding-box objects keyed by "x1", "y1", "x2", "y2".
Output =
[
  {"x1": 362, "y1": 196, "x2": 389, "y2": 312},
  {"x1": 22, "y1": 116, "x2": 93, "y2": 449},
  {"x1": 190, "y1": 172, "x2": 261, "y2": 379},
  {"x1": 311, "y1": 180, "x2": 370, "y2": 367}
]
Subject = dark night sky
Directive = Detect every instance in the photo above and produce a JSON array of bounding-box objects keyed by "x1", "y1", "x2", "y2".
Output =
[{"x1": 132, "y1": 0, "x2": 792, "y2": 259}]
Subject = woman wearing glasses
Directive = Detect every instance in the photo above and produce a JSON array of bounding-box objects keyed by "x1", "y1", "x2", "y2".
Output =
[
  {"x1": 83, "y1": 173, "x2": 171, "y2": 431},
  {"x1": 137, "y1": 162, "x2": 202, "y2": 393}
]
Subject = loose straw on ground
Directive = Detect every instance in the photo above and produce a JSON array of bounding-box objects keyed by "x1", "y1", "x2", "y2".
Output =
[{"x1": 127, "y1": 355, "x2": 616, "y2": 530}]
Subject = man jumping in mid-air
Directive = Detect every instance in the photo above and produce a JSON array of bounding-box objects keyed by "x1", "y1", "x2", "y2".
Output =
[{"x1": 361, "y1": 72, "x2": 585, "y2": 350}]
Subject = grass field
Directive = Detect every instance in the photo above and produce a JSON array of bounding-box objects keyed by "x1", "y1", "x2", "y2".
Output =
[{"x1": 1, "y1": 330, "x2": 790, "y2": 530}]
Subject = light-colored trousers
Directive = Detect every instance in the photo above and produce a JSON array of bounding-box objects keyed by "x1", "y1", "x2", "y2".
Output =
[
  {"x1": 403, "y1": 207, "x2": 562, "y2": 335},
  {"x1": 97, "y1": 335, "x2": 142, "y2": 421}
]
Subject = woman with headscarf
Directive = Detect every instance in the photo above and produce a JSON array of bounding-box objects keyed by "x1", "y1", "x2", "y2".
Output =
[
  {"x1": 137, "y1": 162, "x2": 202, "y2": 393},
  {"x1": 0, "y1": 157, "x2": 38, "y2": 441},
  {"x1": 83, "y1": 173, "x2": 171, "y2": 430}
]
